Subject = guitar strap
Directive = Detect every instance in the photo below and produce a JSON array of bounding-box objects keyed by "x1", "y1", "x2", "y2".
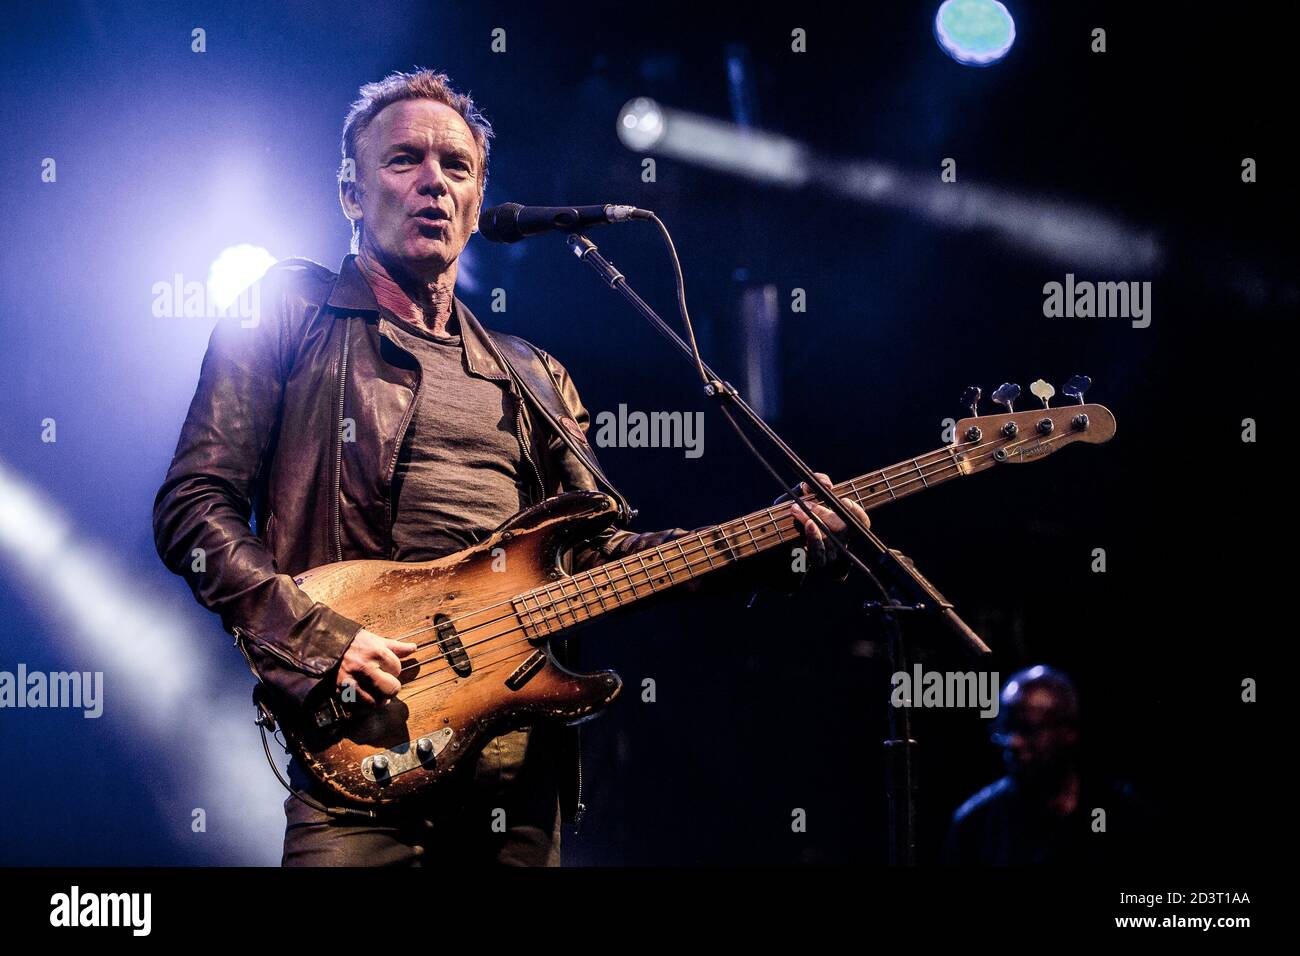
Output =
[{"x1": 485, "y1": 328, "x2": 635, "y2": 524}]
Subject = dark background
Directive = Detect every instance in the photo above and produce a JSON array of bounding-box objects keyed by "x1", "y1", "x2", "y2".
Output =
[{"x1": 0, "y1": 1, "x2": 1287, "y2": 865}]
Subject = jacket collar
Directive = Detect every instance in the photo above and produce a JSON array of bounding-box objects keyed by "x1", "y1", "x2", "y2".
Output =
[{"x1": 326, "y1": 254, "x2": 510, "y2": 383}]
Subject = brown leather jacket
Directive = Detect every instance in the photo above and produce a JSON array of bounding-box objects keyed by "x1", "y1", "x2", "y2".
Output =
[{"x1": 152, "y1": 254, "x2": 686, "y2": 822}]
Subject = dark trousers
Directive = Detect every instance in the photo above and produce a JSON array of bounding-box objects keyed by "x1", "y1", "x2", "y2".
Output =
[{"x1": 281, "y1": 726, "x2": 562, "y2": 867}]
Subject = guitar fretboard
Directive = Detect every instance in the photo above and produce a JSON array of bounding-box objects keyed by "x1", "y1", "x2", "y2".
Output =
[{"x1": 514, "y1": 443, "x2": 974, "y2": 638}]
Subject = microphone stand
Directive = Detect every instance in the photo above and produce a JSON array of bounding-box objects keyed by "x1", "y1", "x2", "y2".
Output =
[{"x1": 564, "y1": 229, "x2": 992, "y2": 865}]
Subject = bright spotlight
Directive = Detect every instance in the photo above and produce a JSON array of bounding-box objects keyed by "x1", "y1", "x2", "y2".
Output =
[
  {"x1": 935, "y1": 0, "x2": 1016, "y2": 66},
  {"x1": 207, "y1": 244, "x2": 277, "y2": 311},
  {"x1": 618, "y1": 97, "x2": 666, "y2": 151},
  {"x1": 617, "y1": 98, "x2": 809, "y2": 187}
]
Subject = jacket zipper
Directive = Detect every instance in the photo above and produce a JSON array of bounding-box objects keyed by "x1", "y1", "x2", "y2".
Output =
[
  {"x1": 231, "y1": 625, "x2": 297, "y2": 673},
  {"x1": 333, "y1": 318, "x2": 351, "y2": 562},
  {"x1": 514, "y1": 397, "x2": 545, "y2": 505},
  {"x1": 574, "y1": 724, "x2": 586, "y2": 830}
]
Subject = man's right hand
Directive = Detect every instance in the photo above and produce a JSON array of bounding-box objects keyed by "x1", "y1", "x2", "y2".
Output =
[{"x1": 336, "y1": 629, "x2": 418, "y2": 706}]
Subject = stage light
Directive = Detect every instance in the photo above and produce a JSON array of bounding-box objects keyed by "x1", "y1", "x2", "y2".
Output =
[
  {"x1": 934, "y1": 0, "x2": 1016, "y2": 66},
  {"x1": 0, "y1": 457, "x2": 287, "y2": 863},
  {"x1": 207, "y1": 243, "x2": 277, "y2": 312},
  {"x1": 618, "y1": 97, "x2": 666, "y2": 151},
  {"x1": 617, "y1": 98, "x2": 809, "y2": 186},
  {"x1": 616, "y1": 100, "x2": 1162, "y2": 272}
]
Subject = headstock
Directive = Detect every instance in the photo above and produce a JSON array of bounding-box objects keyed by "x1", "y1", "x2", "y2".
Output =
[{"x1": 951, "y1": 377, "x2": 1116, "y2": 470}]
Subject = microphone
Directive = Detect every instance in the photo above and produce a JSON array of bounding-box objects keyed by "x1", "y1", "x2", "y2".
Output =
[{"x1": 477, "y1": 202, "x2": 651, "y2": 243}]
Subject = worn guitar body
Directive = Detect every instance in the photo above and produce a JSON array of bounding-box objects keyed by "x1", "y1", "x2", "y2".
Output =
[
  {"x1": 262, "y1": 399, "x2": 1116, "y2": 805},
  {"x1": 277, "y1": 491, "x2": 627, "y2": 805}
]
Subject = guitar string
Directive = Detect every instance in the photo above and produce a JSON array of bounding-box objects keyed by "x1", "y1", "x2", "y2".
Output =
[
  {"x1": 389, "y1": 427, "x2": 1076, "y2": 702},
  {"x1": 393, "y1": 425, "x2": 1056, "y2": 676},
  {"x1": 391, "y1": 440, "x2": 970, "y2": 661},
  {"x1": 384, "y1": 430, "x2": 1002, "y2": 650}
]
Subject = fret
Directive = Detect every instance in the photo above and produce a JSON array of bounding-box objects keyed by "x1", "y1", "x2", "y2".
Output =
[
  {"x1": 880, "y1": 469, "x2": 898, "y2": 500},
  {"x1": 733, "y1": 515, "x2": 754, "y2": 561},
  {"x1": 547, "y1": 582, "x2": 578, "y2": 629},
  {"x1": 852, "y1": 478, "x2": 873, "y2": 508},
  {"x1": 585, "y1": 569, "x2": 610, "y2": 613},
  {"x1": 634, "y1": 552, "x2": 658, "y2": 593},
  {"x1": 759, "y1": 509, "x2": 790, "y2": 546},
  {"x1": 561, "y1": 572, "x2": 592, "y2": 624},
  {"x1": 657, "y1": 546, "x2": 678, "y2": 586},
  {"x1": 619, "y1": 557, "x2": 642, "y2": 599},
  {"x1": 912, "y1": 456, "x2": 929, "y2": 488},
  {"x1": 677, "y1": 535, "x2": 707, "y2": 577},
  {"x1": 742, "y1": 514, "x2": 761, "y2": 557},
  {"x1": 712, "y1": 525, "x2": 741, "y2": 564},
  {"x1": 517, "y1": 592, "x2": 546, "y2": 639},
  {"x1": 533, "y1": 585, "x2": 562, "y2": 633},
  {"x1": 560, "y1": 577, "x2": 589, "y2": 624},
  {"x1": 598, "y1": 563, "x2": 624, "y2": 605}
]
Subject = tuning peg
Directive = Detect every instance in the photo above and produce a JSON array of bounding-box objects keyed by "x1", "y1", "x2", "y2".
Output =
[
  {"x1": 1061, "y1": 374, "x2": 1092, "y2": 405},
  {"x1": 1029, "y1": 379, "x2": 1055, "y2": 408},
  {"x1": 960, "y1": 386, "x2": 982, "y2": 418},
  {"x1": 991, "y1": 382, "x2": 1020, "y2": 413}
]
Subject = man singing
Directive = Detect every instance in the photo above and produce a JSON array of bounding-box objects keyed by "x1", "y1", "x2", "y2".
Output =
[{"x1": 153, "y1": 68, "x2": 866, "y2": 866}]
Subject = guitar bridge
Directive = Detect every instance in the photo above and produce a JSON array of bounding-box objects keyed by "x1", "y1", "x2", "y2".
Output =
[{"x1": 361, "y1": 728, "x2": 456, "y2": 784}]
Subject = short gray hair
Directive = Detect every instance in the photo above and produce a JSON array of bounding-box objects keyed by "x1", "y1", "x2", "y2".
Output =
[{"x1": 339, "y1": 68, "x2": 494, "y2": 252}]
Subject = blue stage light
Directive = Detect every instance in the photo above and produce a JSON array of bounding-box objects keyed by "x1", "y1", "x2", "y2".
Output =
[{"x1": 935, "y1": 0, "x2": 1016, "y2": 66}]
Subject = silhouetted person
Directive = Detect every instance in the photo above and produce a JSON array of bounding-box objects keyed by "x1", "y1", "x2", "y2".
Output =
[{"x1": 945, "y1": 666, "x2": 1145, "y2": 865}]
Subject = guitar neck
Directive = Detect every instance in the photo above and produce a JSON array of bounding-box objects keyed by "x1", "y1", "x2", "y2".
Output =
[{"x1": 514, "y1": 440, "x2": 980, "y2": 636}]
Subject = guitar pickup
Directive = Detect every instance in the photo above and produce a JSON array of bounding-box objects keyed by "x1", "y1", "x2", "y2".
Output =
[{"x1": 435, "y1": 614, "x2": 472, "y2": 677}]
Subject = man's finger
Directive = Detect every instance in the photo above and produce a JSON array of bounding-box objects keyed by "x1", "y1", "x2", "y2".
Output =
[
  {"x1": 804, "y1": 515, "x2": 826, "y2": 566},
  {"x1": 368, "y1": 668, "x2": 402, "y2": 699},
  {"x1": 373, "y1": 647, "x2": 407, "y2": 678}
]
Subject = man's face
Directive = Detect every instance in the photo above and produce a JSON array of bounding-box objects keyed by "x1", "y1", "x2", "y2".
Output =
[
  {"x1": 997, "y1": 686, "x2": 1078, "y2": 783},
  {"x1": 344, "y1": 98, "x2": 482, "y2": 278}
]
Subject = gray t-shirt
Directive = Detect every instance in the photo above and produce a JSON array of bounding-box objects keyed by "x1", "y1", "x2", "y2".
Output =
[{"x1": 385, "y1": 312, "x2": 527, "y2": 562}]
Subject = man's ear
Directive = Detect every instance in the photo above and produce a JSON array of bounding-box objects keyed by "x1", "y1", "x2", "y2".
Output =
[
  {"x1": 470, "y1": 188, "x2": 484, "y2": 233},
  {"x1": 339, "y1": 177, "x2": 363, "y2": 227}
]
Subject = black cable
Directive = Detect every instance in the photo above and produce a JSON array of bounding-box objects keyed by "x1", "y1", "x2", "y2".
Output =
[{"x1": 257, "y1": 717, "x2": 378, "y2": 821}]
